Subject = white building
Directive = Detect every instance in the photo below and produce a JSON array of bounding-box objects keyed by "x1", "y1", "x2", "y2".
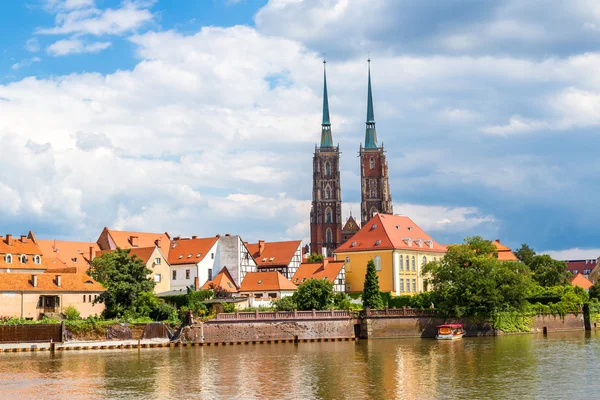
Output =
[
  {"x1": 239, "y1": 271, "x2": 297, "y2": 307},
  {"x1": 245, "y1": 240, "x2": 303, "y2": 279},
  {"x1": 168, "y1": 236, "x2": 220, "y2": 293}
]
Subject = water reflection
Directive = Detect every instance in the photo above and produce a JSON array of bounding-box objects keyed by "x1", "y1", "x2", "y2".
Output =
[{"x1": 1, "y1": 332, "x2": 599, "y2": 399}]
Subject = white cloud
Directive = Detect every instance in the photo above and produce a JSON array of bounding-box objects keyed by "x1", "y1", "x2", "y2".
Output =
[
  {"x1": 37, "y1": 1, "x2": 155, "y2": 36},
  {"x1": 25, "y1": 38, "x2": 40, "y2": 52},
  {"x1": 11, "y1": 57, "x2": 42, "y2": 71},
  {"x1": 542, "y1": 248, "x2": 600, "y2": 261},
  {"x1": 47, "y1": 38, "x2": 111, "y2": 56}
]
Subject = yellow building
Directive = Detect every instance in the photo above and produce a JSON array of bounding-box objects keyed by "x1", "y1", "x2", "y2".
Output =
[{"x1": 334, "y1": 214, "x2": 446, "y2": 295}]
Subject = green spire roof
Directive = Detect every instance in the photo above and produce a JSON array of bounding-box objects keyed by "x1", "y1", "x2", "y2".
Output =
[
  {"x1": 364, "y1": 59, "x2": 378, "y2": 149},
  {"x1": 320, "y1": 60, "x2": 333, "y2": 148}
]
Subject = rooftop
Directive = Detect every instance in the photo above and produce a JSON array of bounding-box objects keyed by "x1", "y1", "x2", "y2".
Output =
[
  {"x1": 240, "y1": 271, "x2": 297, "y2": 292},
  {"x1": 246, "y1": 240, "x2": 302, "y2": 267},
  {"x1": 292, "y1": 260, "x2": 345, "y2": 285},
  {"x1": 168, "y1": 236, "x2": 219, "y2": 265}
]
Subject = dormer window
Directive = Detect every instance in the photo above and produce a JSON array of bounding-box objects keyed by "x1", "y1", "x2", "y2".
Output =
[
  {"x1": 262, "y1": 258, "x2": 267, "y2": 262},
  {"x1": 20, "y1": 254, "x2": 28, "y2": 264},
  {"x1": 187, "y1": 254, "x2": 192, "y2": 258},
  {"x1": 375, "y1": 240, "x2": 381, "y2": 245},
  {"x1": 257, "y1": 280, "x2": 263, "y2": 285},
  {"x1": 424, "y1": 240, "x2": 433, "y2": 248},
  {"x1": 371, "y1": 224, "x2": 377, "y2": 229},
  {"x1": 416, "y1": 239, "x2": 423, "y2": 248},
  {"x1": 34, "y1": 255, "x2": 41, "y2": 264},
  {"x1": 408, "y1": 227, "x2": 413, "y2": 231},
  {"x1": 178, "y1": 255, "x2": 183, "y2": 259},
  {"x1": 4, "y1": 254, "x2": 12, "y2": 264},
  {"x1": 403, "y1": 238, "x2": 412, "y2": 247},
  {"x1": 351, "y1": 241, "x2": 357, "y2": 247},
  {"x1": 196, "y1": 253, "x2": 202, "y2": 258},
  {"x1": 269, "y1": 257, "x2": 274, "y2": 261}
]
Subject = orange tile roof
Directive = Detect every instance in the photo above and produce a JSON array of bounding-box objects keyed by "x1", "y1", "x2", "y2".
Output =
[
  {"x1": 0, "y1": 234, "x2": 43, "y2": 256},
  {"x1": 246, "y1": 240, "x2": 302, "y2": 267},
  {"x1": 492, "y1": 240, "x2": 518, "y2": 261},
  {"x1": 334, "y1": 214, "x2": 446, "y2": 254},
  {"x1": 292, "y1": 260, "x2": 345, "y2": 285},
  {"x1": 37, "y1": 239, "x2": 100, "y2": 273},
  {"x1": 342, "y1": 215, "x2": 360, "y2": 233},
  {"x1": 168, "y1": 236, "x2": 219, "y2": 265},
  {"x1": 0, "y1": 272, "x2": 105, "y2": 292},
  {"x1": 96, "y1": 247, "x2": 157, "y2": 264},
  {"x1": 240, "y1": 271, "x2": 297, "y2": 292},
  {"x1": 103, "y1": 228, "x2": 170, "y2": 250},
  {"x1": 202, "y1": 267, "x2": 239, "y2": 292},
  {"x1": 569, "y1": 273, "x2": 594, "y2": 290}
]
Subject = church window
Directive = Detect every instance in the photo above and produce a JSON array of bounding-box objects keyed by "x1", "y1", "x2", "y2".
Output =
[
  {"x1": 325, "y1": 187, "x2": 331, "y2": 199},
  {"x1": 399, "y1": 255, "x2": 403, "y2": 271},
  {"x1": 325, "y1": 208, "x2": 332, "y2": 223},
  {"x1": 370, "y1": 186, "x2": 376, "y2": 198},
  {"x1": 325, "y1": 161, "x2": 331, "y2": 176},
  {"x1": 326, "y1": 228, "x2": 333, "y2": 243},
  {"x1": 374, "y1": 255, "x2": 381, "y2": 271},
  {"x1": 411, "y1": 256, "x2": 416, "y2": 271},
  {"x1": 370, "y1": 157, "x2": 375, "y2": 169}
]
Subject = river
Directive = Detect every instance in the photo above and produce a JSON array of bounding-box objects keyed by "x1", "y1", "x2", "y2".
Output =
[{"x1": 1, "y1": 331, "x2": 599, "y2": 399}]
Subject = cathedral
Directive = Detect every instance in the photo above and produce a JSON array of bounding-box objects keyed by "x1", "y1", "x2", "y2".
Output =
[{"x1": 310, "y1": 60, "x2": 393, "y2": 256}]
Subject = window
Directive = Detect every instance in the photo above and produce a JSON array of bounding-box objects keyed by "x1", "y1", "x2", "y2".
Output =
[
  {"x1": 83, "y1": 295, "x2": 86, "y2": 303},
  {"x1": 370, "y1": 207, "x2": 378, "y2": 218},
  {"x1": 208, "y1": 269, "x2": 213, "y2": 281},
  {"x1": 374, "y1": 255, "x2": 381, "y2": 271},
  {"x1": 88, "y1": 295, "x2": 92, "y2": 303},
  {"x1": 422, "y1": 256, "x2": 427, "y2": 266},
  {"x1": 400, "y1": 279, "x2": 404, "y2": 292},
  {"x1": 573, "y1": 270, "x2": 578, "y2": 274},
  {"x1": 433, "y1": 257, "x2": 437, "y2": 262},
  {"x1": 412, "y1": 279, "x2": 417, "y2": 292},
  {"x1": 325, "y1": 161, "x2": 331, "y2": 176},
  {"x1": 399, "y1": 255, "x2": 404, "y2": 271},
  {"x1": 20, "y1": 254, "x2": 28, "y2": 264},
  {"x1": 268, "y1": 293, "x2": 278, "y2": 298},
  {"x1": 325, "y1": 187, "x2": 331, "y2": 199},
  {"x1": 326, "y1": 228, "x2": 333, "y2": 243},
  {"x1": 337, "y1": 279, "x2": 343, "y2": 285},
  {"x1": 155, "y1": 258, "x2": 161, "y2": 265},
  {"x1": 33, "y1": 255, "x2": 41, "y2": 264},
  {"x1": 172, "y1": 270, "x2": 177, "y2": 280},
  {"x1": 406, "y1": 280, "x2": 411, "y2": 293},
  {"x1": 325, "y1": 208, "x2": 332, "y2": 223},
  {"x1": 56, "y1": 297, "x2": 60, "y2": 307},
  {"x1": 370, "y1": 157, "x2": 374, "y2": 169},
  {"x1": 211, "y1": 253, "x2": 214, "y2": 260},
  {"x1": 154, "y1": 274, "x2": 161, "y2": 283},
  {"x1": 5, "y1": 254, "x2": 12, "y2": 264},
  {"x1": 345, "y1": 256, "x2": 350, "y2": 263},
  {"x1": 370, "y1": 187, "x2": 376, "y2": 199},
  {"x1": 186, "y1": 270, "x2": 191, "y2": 280},
  {"x1": 412, "y1": 256, "x2": 416, "y2": 271},
  {"x1": 254, "y1": 293, "x2": 262, "y2": 299}
]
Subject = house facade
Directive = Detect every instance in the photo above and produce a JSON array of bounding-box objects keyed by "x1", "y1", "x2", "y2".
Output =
[
  {"x1": 0, "y1": 233, "x2": 105, "y2": 319},
  {"x1": 168, "y1": 236, "x2": 220, "y2": 293},
  {"x1": 215, "y1": 234, "x2": 257, "y2": 286},
  {"x1": 334, "y1": 214, "x2": 446, "y2": 295},
  {"x1": 246, "y1": 240, "x2": 302, "y2": 279},
  {"x1": 239, "y1": 271, "x2": 297, "y2": 307},
  {"x1": 292, "y1": 259, "x2": 346, "y2": 292}
]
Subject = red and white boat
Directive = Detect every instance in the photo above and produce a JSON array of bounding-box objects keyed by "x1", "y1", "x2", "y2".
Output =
[{"x1": 436, "y1": 324, "x2": 466, "y2": 340}]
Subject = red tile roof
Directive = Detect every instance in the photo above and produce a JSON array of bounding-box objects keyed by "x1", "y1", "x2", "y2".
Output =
[
  {"x1": 102, "y1": 228, "x2": 170, "y2": 250},
  {"x1": 246, "y1": 240, "x2": 301, "y2": 267},
  {"x1": 0, "y1": 234, "x2": 43, "y2": 256},
  {"x1": 492, "y1": 240, "x2": 518, "y2": 261},
  {"x1": 334, "y1": 214, "x2": 446, "y2": 253},
  {"x1": 37, "y1": 239, "x2": 100, "y2": 273},
  {"x1": 569, "y1": 273, "x2": 594, "y2": 290},
  {"x1": 96, "y1": 247, "x2": 157, "y2": 264},
  {"x1": 0, "y1": 272, "x2": 104, "y2": 292},
  {"x1": 342, "y1": 216, "x2": 360, "y2": 233},
  {"x1": 240, "y1": 271, "x2": 297, "y2": 292},
  {"x1": 168, "y1": 236, "x2": 219, "y2": 265},
  {"x1": 202, "y1": 267, "x2": 239, "y2": 292},
  {"x1": 292, "y1": 260, "x2": 345, "y2": 285}
]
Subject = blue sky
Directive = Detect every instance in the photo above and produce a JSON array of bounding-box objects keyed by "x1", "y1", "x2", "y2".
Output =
[{"x1": 1, "y1": 0, "x2": 600, "y2": 259}]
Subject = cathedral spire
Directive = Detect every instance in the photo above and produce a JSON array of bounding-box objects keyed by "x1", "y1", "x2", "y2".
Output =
[
  {"x1": 364, "y1": 59, "x2": 378, "y2": 149},
  {"x1": 320, "y1": 60, "x2": 333, "y2": 148}
]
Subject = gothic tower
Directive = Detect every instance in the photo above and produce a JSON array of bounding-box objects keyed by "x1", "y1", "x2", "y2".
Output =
[
  {"x1": 360, "y1": 60, "x2": 393, "y2": 226},
  {"x1": 310, "y1": 61, "x2": 343, "y2": 256}
]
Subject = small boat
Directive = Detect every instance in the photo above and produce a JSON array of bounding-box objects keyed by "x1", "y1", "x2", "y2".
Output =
[{"x1": 436, "y1": 324, "x2": 466, "y2": 340}]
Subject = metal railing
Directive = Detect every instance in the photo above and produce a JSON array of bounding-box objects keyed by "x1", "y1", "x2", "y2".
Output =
[{"x1": 214, "y1": 309, "x2": 352, "y2": 321}]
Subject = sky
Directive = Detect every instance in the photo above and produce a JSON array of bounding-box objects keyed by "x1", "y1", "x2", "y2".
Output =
[{"x1": 1, "y1": 0, "x2": 600, "y2": 260}]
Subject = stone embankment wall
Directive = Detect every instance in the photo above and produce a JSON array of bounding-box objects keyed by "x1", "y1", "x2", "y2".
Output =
[
  {"x1": 182, "y1": 319, "x2": 356, "y2": 343},
  {"x1": 530, "y1": 313, "x2": 584, "y2": 333}
]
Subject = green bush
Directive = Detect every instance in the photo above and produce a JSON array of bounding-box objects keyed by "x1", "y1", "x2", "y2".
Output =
[
  {"x1": 133, "y1": 292, "x2": 160, "y2": 318},
  {"x1": 272, "y1": 296, "x2": 296, "y2": 311},
  {"x1": 388, "y1": 295, "x2": 412, "y2": 309},
  {"x1": 333, "y1": 292, "x2": 352, "y2": 310},
  {"x1": 63, "y1": 305, "x2": 81, "y2": 321},
  {"x1": 150, "y1": 301, "x2": 178, "y2": 322},
  {"x1": 221, "y1": 302, "x2": 236, "y2": 313},
  {"x1": 294, "y1": 278, "x2": 334, "y2": 310}
]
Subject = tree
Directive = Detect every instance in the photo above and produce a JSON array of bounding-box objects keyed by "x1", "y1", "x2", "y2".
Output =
[
  {"x1": 528, "y1": 255, "x2": 570, "y2": 287},
  {"x1": 515, "y1": 244, "x2": 536, "y2": 266},
  {"x1": 306, "y1": 253, "x2": 324, "y2": 263},
  {"x1": 362, "y1": 259, "x2": 383, "y2": 309},
  {"x1": 423, "y1": 237, "x2": 534, "y2": 317},
  {"x1": 88, "y1": 248, "x2": 155, "y2": 318},
  {"x1": 590, "y1": 283, "x2": 600, "y2": 300},
  {"x1": 293, "y1": 278, "x2": 334, "y2": 310},
  {"x1": 272, "y1": 295, "x2": 297, "y2": 311}
]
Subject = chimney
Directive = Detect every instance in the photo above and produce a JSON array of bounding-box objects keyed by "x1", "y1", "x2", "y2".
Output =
[
  {"x1": 225, "y1": 233, "x2": 230, "y2": 237},
  {"x1": 89, "y1": 246, "x2": 94, "y2": 261},
  {"x1": 20, "y1": 235, "x2": 27, "y2": 243},
  {"x1": 192, "y1": 236, "x2": 198, "y2": 240},
  {"x1": 130, "y1": 236, "x2": 139, "y2": 247},
  {"x1": 194, "y1": 276, "x2": 199, "y2": 291},
  {"x1": 323, "y1": 259, "x2": 329, "y2": 267},
  {"x1": 6, "y1": 234, "x2": 12, "y2": 246},
  {"x1": 155, "y1": 238, "x2": 161, "y2": 248},
  {"x1": 32, "y1": 274, "x2": 37, "y2": 288},
  {"x1": 56, "y1": 275, "x2": 62, "y2": 287},
  {"x1": 258, "y1": 240, "x2": 265, "y2": 256},
  {"x1": 322, "y1": 246, "x2": 327, "y2": 257}
]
